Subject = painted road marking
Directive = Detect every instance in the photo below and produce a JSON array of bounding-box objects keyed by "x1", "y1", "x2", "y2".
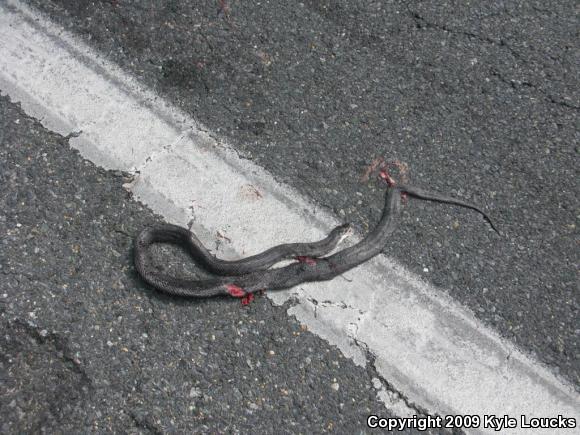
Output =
[{"x1": 1, "y1": 1, "x2": 578, "y2": 433}]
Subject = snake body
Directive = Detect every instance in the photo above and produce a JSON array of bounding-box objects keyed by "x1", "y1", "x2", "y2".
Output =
[
  {"x1": 135, "y1": 222, "x2": 353, "y2": 276},
  {"x1": 134, "y1": 184, "x2": 497, "y2": 298}
]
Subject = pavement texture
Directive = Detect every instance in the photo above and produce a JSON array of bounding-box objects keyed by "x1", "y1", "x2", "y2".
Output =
[
  {"x1": 0, "y1": 93, "x2": 446, "y2": 433},
  {"x1": 21, "y1": 0, "x2": 579, "y2": 388}
]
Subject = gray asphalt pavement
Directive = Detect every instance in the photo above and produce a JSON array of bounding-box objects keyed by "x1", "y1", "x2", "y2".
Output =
[
  {"x1": 23, "y1": 0, "x2": 578, "y2": 387},
  {"x1": 1, "y1": 0, "x2": 579, "y2": 432},
  {"x1": 0, "y1": 92, "x2": 446, "y2": 433}
]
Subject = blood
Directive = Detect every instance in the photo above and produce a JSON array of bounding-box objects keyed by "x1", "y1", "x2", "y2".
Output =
[
  {"x1": 241, "y1": 293, "x2": 255, "y2": 305},
  {"x1": 225, "y1": 284, "x2": 246, "y2": 298},
  {"x1": 295, "y1": 256, "x2": 317, "y2": 266},
  {"x1": 379, "y1": 168, "x2": 408, "y2": 203},
  {"x1": 379, "y1": 168, "x2": 396, "y2": 187},
  {"x1": 225, "y1": 284, "x2": 257, "y2": 305}
]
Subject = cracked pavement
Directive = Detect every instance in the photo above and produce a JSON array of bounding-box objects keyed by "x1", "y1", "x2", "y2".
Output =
[
  {"x1": 0, "y1": 94, "x2": 447, "y2": 433},
  {"x1": 21, "y1": 0, "x2": 579, "y2": 389},
  {"x1": 1, "y1": 0, "x2": 578, "y2": 431}
]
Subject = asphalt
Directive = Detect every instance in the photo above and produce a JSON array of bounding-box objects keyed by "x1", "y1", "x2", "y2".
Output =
[
  {"x1": 0, "y1": 93, "x2": 448, "y2": 433},
  {"x1": 20, "y1": 0, "x2": 579, "y2": 388}
]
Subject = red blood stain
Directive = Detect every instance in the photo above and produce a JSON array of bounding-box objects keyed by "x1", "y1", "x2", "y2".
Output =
[
  {"x1": 379, "y1": 168, "x2": 396, "y2": 187},
  {"x1": 379, "y1": 168, "x2": 408, "y2": 202},
  {"x1": 295, "y1": 256, "x2": 317, "y2": 266},
  {"x1": 241, "y1": 293, "x2": 255, "y2": 305},
  {"x1": 225, "y1": 284, "x2": 245, "y2": 298}
]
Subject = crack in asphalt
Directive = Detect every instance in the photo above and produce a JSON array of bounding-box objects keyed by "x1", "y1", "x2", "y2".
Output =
[
  {"x1": 406, "y1": 7, "x2": 579, "y2": 112},
  {"x1": 406, "y1": 8, "x2": 521, "y2": 58},
  {"x1": 8, "y1": 318, "x2": 93, "y2": 387},
  {"x1": 1, "y1": 91, "x2": 424, "y2": 433},
  {"x1": 127, "y1": 410, "x2": 164, "y2": 435},
  {"x1": 353, "y1": 337, "x2": 464, "y2": 435}
]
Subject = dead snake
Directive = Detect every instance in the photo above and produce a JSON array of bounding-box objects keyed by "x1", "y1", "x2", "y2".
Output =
[{"x1": 134, "y1": 184, "x2": 498, "y2": 299}]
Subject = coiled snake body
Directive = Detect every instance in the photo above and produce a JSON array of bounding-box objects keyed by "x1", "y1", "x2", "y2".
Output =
[{"x1": 134, "y1": 184, "x2": 498, "y2": 299}]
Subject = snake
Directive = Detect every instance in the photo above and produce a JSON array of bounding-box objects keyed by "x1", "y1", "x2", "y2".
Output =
[{"x1": 134, "y1": 184, "x2": 498, "y2": 299}]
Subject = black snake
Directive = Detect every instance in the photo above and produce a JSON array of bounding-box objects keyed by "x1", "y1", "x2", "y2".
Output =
[{"x1": 134, "y1": 184, "x2": 498, "y2": 299}]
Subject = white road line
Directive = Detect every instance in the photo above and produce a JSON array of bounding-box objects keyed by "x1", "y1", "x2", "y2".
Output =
[{"x1": 1, "y1": 1, "x2": 578, "y2": 433}]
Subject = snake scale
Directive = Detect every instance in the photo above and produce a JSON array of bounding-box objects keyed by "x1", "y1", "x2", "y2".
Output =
[{"x1": 134, "y1": 184, "x2": 498, "y2": 299}]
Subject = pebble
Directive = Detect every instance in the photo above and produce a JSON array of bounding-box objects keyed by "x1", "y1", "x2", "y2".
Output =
[{"x1": 189, "y1": 387, "x2": 202, "y2": 398}]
